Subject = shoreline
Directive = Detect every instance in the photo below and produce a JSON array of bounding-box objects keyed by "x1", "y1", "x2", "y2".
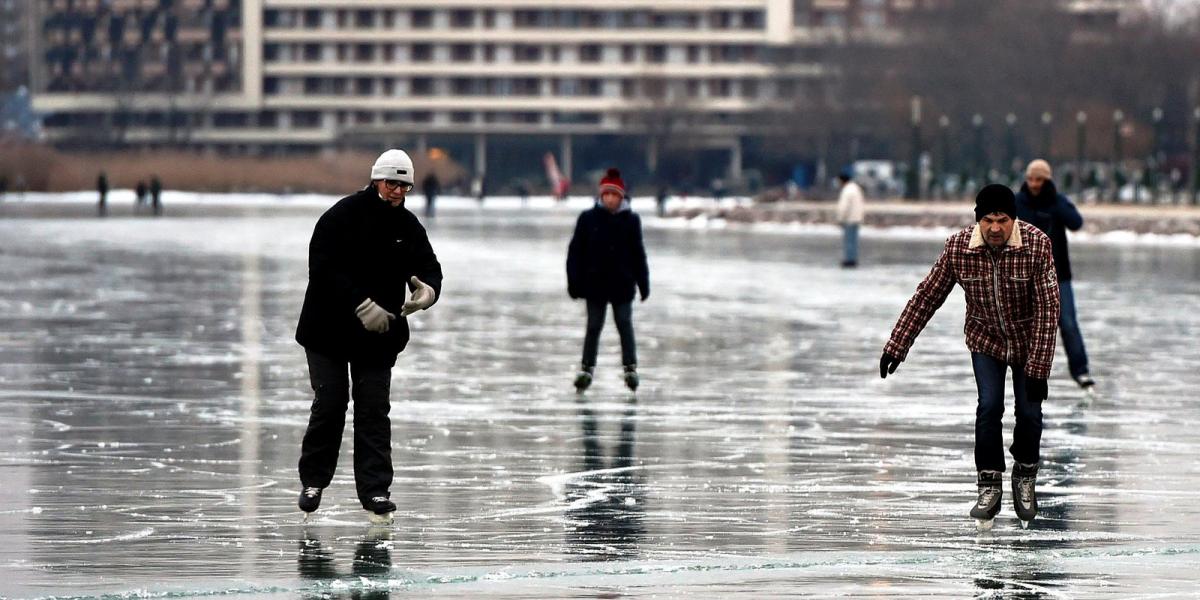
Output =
[{"x1": 4, "y1": 193, "x2": 1200, "y2": 246}]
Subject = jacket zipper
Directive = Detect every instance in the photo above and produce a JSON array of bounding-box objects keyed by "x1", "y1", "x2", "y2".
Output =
[{"x1": 988, "y1": 249, "x2": 1011, "y2": 364}]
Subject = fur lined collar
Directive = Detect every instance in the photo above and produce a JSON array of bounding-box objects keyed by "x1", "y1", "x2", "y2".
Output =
[{"x1": 969, "y1": 220, "x2": 1023, "y2": 249}]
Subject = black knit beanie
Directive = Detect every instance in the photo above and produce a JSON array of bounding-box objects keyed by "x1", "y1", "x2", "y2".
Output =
[{"x1": 974, "y1": 184, "x2": 1016, "y2": 221}]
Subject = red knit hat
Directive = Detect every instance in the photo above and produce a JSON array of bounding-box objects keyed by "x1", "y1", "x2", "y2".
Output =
[{"x1": 598, "y1": 168, "x2": 625, "y2": 196}]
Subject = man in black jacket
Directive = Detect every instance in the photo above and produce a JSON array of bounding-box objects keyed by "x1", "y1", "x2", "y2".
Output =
[
  {"x1": 1015, "y1": 159, "x2": 1095, "y2": 391},
  {"x1": 567, "y1": 168, "x2": 650, "y2": 392},
  {"x1": 294, "y1": 148, "x2": 443, "y2": 523}
]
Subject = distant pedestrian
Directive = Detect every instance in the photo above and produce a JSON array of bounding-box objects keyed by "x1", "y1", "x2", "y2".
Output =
[
  {"x1": 655, "y1": 183, "x2": 668, "y2": 218},
  {"x1": 471, "y1": 174, "x2": 486, "y2": 206},
  {"x1": 421, "y1": 172, "x2": 439, "y2": 218},
  {"x1": 515, "y1": 179, "x2": 529, "y2": 207},
  {"x1": 293, "y1": 148, "x2": 443, "y2": 524},
  {"x1": 150, "y1": 175, "x2": 163, "y2": 216},
  {"x1": 835, "y1": 170, "x2": 865, "y2": 268},
  {"x1": 567, "y1": 168, "x2": 650, "y2": 393},
  {"x1": 97, "y1": 172, "x2": 109, "y2": 217},
  {"x1": 135, "y1": 180, "x2": 147, "y2": 210},
  {"x1": 880, "y1": 184, "x2": 1060, "y2": 528},
  {"x1": 1015, "y1": 159, "x2": 1094, "y2": 391}
]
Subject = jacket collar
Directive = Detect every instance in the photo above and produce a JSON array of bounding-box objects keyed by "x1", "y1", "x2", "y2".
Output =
[
  {"x1": 595, "y1": 198, "x2": 631, "y2": 213},
  {"x1": 968, "y1": 220, "x2": 1023, "y2": 250}
]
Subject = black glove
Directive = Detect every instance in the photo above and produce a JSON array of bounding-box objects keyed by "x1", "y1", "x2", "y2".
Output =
[
  {"x1": 640, "y1": 289, "x2": 649, "y2": 302},
  {"x1": 1025, "y1": 376, "x2": 1048, "y2": 403},
  {"x1": 568, "y1": 285, "x2": 581, "y2": 300},
  {"x1": 879, "y1": 352, "x2": 901, "y2": 379}
]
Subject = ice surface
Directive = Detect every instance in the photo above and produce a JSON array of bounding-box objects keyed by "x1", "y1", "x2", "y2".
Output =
[{"x1": 0, "y1": 198, "x2": 1198, "y2": 598}]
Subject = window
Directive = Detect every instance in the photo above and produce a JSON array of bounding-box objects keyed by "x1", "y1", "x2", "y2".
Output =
[
  {"x1": 646, "y1": 44, "x2": 666, "y2": 63},
  {"x1": 580, "y1": 44, "x2": 601, "y2": 63},
  {"x1": 411, "y1": 77, "x2": 433, "y2": 95},
  {"x1": 411, "y1": 10, "x2": 433, "y2": 28},
  {"x1": 292, "y1": 111, "x2": 321, "y2": 128},
  {"x1": 451, "y1": 44, "x2": 473, "y2": 62},
  {"x1": 514, "y1": 44, "x2": 541, "y2": 62},
  {"x1": 354, "y1": 10, "x2": 375, "y2": 28},
  {"x1": 450, "y1": 9, "x2": 474, "y2": 28},
  {"x1": 412, "y1": 44, "x2": 433, "y2": 62}
]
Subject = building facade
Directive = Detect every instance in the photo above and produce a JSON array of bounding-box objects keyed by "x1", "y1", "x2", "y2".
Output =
[{"x1": 27, "y1": 0, "x2": 1134, "y2": 188}]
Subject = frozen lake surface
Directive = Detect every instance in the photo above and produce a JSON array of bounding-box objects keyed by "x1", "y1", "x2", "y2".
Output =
[{"x1": 1, "y1": 200, "x2": 1198, "y2": 598}]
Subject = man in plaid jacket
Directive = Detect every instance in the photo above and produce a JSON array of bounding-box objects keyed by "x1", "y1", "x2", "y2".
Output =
[{"x1": 880, "y1": 184, "x2": 1060, "y2": 527}]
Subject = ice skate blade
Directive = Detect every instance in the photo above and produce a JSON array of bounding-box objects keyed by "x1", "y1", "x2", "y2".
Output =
[
  {"x1": 975, "y1": 518, "x2": 995, "y2": 531},
  {"x1": 366, "y1": 511, "x2": 394, "y2": 526},
  {"x1": 1019, "y1": 518, "x2": 1033, "y2": 529}
]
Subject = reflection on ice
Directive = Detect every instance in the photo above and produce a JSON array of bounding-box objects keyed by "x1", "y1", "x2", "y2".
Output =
[{"x1": 0, "y1": 205, "x2": 1199, "y2": 597}]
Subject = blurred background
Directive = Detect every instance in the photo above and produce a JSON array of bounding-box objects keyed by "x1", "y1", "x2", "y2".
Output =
[{"x1": 2, "y1": 0, "x2": 1199, "y2": 203}]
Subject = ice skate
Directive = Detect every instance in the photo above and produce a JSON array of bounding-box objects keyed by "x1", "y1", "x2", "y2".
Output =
[
  {"x1": 1012, "y1": 462, "x2": 1039, "y2": 528},
  {"x1": 365, "y1": 495, "x2": 396, "y2": 526},
  {"x1": 1074, "y1": 374, "x2": 1098, "y2": 402},
  {"x1": 574, "y1": 365, "x2": 594, "y2": 393},
  {"x1": 969, "y1": 470, "x2": 1002, "y2": 530},
  {"x1": 298, "y1": 486, "x2": 323, "y2": 520},
  {"x1": 623, "y1": 364, "x2": 639, "y2": 392}
]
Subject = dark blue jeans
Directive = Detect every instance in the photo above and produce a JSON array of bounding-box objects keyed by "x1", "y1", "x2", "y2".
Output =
[
  {"x1": 1059, "y1": 280, "x2": 1090, "y2": 379},
  {"x1": 842, "y1": 223, "x2": 860, "y2": 264},
  {"x1": 298, "y1": 350, "x2": 393, "y2": 507},
  {"x1": 972, "y1": 352, "x2": 1042, "y2": 472},
  {"x1": 582, "y1": 299, "x2": 637, "y2": 368}
]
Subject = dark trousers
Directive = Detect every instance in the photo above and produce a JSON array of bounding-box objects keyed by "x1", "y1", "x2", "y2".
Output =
[
  {"x1": 972, "y1": 352, "x2": 1042, "y2": 472},
  {"x1": 1058, "y1": 280, "x2": 1090, "y2": 379},
  {"x1": 582, "y1": 298, "x2": 637, "y2": 368},
  {"x1": 298, "y1": 350, "x2": 393, "y2": 506}
]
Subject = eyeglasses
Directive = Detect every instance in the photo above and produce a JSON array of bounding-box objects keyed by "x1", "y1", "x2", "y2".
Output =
[{"x1": 383, "y1": 180, "x2": 413, "y2": 192}]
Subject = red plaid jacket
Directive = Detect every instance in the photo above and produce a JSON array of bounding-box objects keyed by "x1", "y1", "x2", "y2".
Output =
[{"x1": 884, "y1": 221, "x2": 1061, "y2": 379}]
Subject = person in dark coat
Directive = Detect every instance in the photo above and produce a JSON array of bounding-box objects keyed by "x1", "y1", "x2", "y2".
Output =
[
  {"x1": 567, "y1": 168, "x2": 650, "y2": 392},
  {"x1": 149, "y1": 175, "x2": 162, "y2": 216},
  {"x1": 97, "y1": 171, "x2": 108, "y2": 217},
  {"x1": 135, "y1": 180, "x2": 147, "y2": 209},
  {"x1": 293, "y1": 148, "x2": 443, "y2": 522},
  {"x1": 1015, "y1": 159, "x2": 1094, "y2": 391},
  {"x1": 421, "y1": 172, "x2": 439, "y2": 218}
]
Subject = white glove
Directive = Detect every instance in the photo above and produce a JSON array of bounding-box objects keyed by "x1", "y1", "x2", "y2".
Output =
[
  {"x1": 355, "y1": 298, "x2": 394, "y2": 333},
  {"x1": 401, "y1": 276, "x2": 435, "y2": 317}
]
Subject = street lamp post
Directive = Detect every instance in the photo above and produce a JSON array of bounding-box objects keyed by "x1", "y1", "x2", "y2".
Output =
[
  {"x1": 906, "y1": 96, "x2": 921, "y2": 200},
  {"x1": 1112, "y1": 109, "x2": 1124, "y2": 203},
  {"x1": 939, "y1": 115, "x2": 950, "y2": 198},
  {"x1": 1151, "y1": 107, "x2": 1163, "y2": 203},
  {"x1": 1192, "y1": 106, "x2": 1200, "y2": 205},
  {"x1": 972, "y1": 113, "x2": 985, "y2": 185},
  {"x1": 1075, "y1": 111, "x2": 1087, "y2": 197},
  {"x1": 1005, "y1": 113, "x2": 1018, "y2": 182},
  {"x1": 1041, "y1": 111, "x2": 1053, "y2": 159}
]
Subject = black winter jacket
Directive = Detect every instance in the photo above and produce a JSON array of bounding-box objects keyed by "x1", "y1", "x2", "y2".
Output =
[
  {"x1": 566, "y1": 203, "x2": 650, "y2": 303},
  {"x1": 1015, "y1": 180, "x2": 1082, "y2": 281},
  {"x1": 295, "y1": 187, "x2": 443, "y2": 366}
]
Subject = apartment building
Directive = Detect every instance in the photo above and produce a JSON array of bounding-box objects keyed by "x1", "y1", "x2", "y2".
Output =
[
  {"x1": 2, "y1": 0, "x2": 29, "y2": 92},
  {"x1": 27, "y1": 0, "x2": 1133, "y2": 186}
]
